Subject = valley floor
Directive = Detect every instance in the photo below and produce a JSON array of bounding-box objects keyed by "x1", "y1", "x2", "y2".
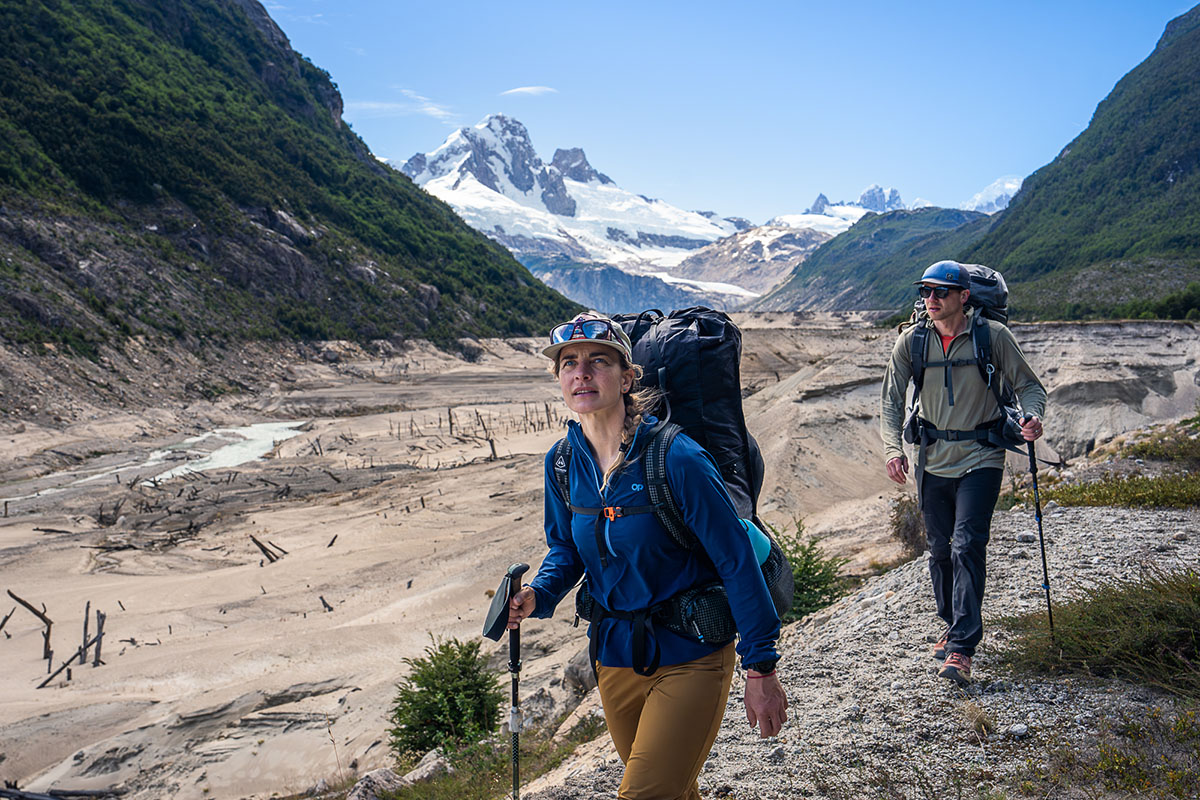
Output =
[{"x1": 0, "y1": 316, "x2": 1197, "y2": 798}]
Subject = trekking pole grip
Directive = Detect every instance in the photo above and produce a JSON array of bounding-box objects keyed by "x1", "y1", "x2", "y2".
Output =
[{"x1": 506, "y1": 563, "x2": 529, "y2": 672}]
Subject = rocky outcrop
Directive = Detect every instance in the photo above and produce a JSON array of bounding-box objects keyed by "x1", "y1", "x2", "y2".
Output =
[
  {"x1": 550, "y1": 148, "x2": 613, "y2": 185},
  {"x1": 539, "y1": 168, "x2": 577, "y2": 217},
  {"x1": 604, "y1": 228, "x2": 711, "y2": 250},
  {"x1": 346, "y1": 768, "x2": 410, "y2": 800}
]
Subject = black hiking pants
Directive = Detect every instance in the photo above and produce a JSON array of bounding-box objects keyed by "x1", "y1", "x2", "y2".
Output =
[{"x1": 921, "y1": 467, "x2": 1003, "y2": 658}]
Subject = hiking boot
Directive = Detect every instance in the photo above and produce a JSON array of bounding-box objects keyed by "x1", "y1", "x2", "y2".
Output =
[
  {"x1": 931, "y1": 629, "x2": 949, "y2": 661},
  {"x1": 938, "y1": 653, "x2": 972, "y2": 686}
]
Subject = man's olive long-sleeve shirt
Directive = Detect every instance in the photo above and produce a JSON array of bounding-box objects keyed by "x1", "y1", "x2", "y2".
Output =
[{"x1": 880, "y1": 308, "x2": 1047, "y2": 478}]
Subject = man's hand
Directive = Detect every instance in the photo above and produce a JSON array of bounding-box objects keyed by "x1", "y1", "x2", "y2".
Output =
[
  {"x1": 744, "y1": 671, "x2": 788, "y2": 738},
  {"x1": 507, "y1": 586, "x2": 536, "y2": 629},
  {"x1": 886, "y1": 455, "x2": 909, "y2": 485},
  {"x1": 1021, "y1": 415, "x2": 1044, "y2": 442}
]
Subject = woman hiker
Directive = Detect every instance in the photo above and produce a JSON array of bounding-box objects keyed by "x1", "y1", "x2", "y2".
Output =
[{"x1": 507, "y1": 312, "x2": 788, "y2": 799}]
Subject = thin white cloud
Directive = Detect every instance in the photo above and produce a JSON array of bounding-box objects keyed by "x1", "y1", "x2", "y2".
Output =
[
  {"x1": 500, "y1": 86, "x2": 559, "y2": 96},
  {"x1": 344, "y1": 90, "x2": 457, "y2": 124},
  {"x1": 400, "y1": 89, "x2": 457, "y2": 121}
]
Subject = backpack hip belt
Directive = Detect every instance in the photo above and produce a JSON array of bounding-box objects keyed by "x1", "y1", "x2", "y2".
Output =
[{"x1": 575, "y1": 578, "x2": 737, "y2": 677}]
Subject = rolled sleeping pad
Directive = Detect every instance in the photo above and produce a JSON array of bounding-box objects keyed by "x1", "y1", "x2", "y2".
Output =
[{"x1": 740, "y1": 518, "x2": 772, "y2": 565}]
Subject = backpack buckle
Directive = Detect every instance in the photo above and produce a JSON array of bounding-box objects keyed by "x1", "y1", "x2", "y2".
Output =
[{"x1": 603, "y1": 506, "x2": 622, "y2": 521}]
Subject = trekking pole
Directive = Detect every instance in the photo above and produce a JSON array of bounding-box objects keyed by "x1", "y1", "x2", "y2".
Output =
[
  {"x1": 507, "y1": 563, "x2": 529, "y2": 800},
  {"x1": 482, "y1": 562, "x2": 530, "y2": 800},
  {"x1": 1026, "y1": 431, "x2": 1055, "y2": 640}
]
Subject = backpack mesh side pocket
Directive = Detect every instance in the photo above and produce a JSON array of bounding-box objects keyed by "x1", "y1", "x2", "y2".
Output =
[
  {"x1": 575, "y1": 579, "x2": 596, "y2": 623},
  {"x1": 659, "y1": 583, "x2": 736, "y2": 645}
]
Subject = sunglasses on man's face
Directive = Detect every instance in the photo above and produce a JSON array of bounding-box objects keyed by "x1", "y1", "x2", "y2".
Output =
[
  {"x1": 918, "y1": 285, "x2": 958, "y2": 299},
  {"x1": 549, "y1": 319, "x2": 620, "y2": 345}
]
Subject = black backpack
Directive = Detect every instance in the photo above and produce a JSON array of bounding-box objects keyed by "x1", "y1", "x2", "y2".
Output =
[
  {"x1": 612, "y1": 308, "x2": 761, "y2": 519},
  {"x1": 551, "y1": 308, "x2": 793, "y2": 674}
]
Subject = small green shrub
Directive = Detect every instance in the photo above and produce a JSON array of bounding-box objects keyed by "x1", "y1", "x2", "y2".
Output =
[
  {"x1": 1001, "y1": 568, "x2": 1200, "y2": 699},
  {"x1": 387, "y1": 637, "x2": 504, "y2": 760},
  {"x1": 1035, "y1": 472, "x2": 1200, "y2": 509},
  {"x1": 1126, "y1": 424, "x2": 1200, "y2": 468},
  {"x1": 888, "y1": 492, "x2": 926, "y2": 560},
  {"x1": 769, "y1": 519, "x2": 851, "y2": 622}
]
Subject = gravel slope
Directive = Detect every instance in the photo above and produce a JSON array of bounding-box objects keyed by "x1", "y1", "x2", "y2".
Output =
[{"x1": 528, "y1": 502, "x2": 1200, "y2": 799}]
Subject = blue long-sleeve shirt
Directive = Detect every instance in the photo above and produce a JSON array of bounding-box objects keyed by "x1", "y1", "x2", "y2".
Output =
[{"x1": 528, "y1": 417, "x2": 781, "y2": 670}]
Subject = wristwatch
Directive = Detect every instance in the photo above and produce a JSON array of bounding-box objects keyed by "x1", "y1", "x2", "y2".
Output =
[{"x1": 745, "y1": 659, "x2": 778, "y2": 675}]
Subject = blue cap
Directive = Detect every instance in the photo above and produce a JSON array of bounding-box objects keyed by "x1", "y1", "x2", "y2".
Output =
[{"x1": 914, "y1": 260, "x2": 969, "y2": 288}]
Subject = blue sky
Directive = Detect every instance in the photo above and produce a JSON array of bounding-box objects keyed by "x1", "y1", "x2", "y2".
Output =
[{"x1": 269, "y1": 1, "x2": 1192, "y2": 224}]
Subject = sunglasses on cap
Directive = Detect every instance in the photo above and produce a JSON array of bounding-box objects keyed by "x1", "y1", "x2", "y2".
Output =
[
  {"x1": 549, "y1": 318, "x2": 620, "y2": 345},
  {"x1": 918, "y1": 285, "x2": 960, "y2": 299}
]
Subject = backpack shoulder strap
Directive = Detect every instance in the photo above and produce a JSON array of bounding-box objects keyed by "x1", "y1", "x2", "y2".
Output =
[
  {"x1": 910, "y1": 323, "x2": 928, "y2": 394},
  {"x1": 553, "y1": 437, "x2": 601, "y2": 514},
  {"x1": 551, "y1": 437, "x2": 572, "y2": 506},
  {"x1": 643, "y1": 422, "x2": 700, "y2": 552},
  {"x1": 971, "y1": 315, "x2": 1012, "y2": 409}
]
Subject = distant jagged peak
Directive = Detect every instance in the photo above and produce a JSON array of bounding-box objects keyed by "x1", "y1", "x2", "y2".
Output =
[
  {"x1": 551, "y1": 147, "x2": 613, "y2": 185},
  {"x1": 806, "y1": 193, "x2": 830, "y2": 215},
  {"x1": 857, "y1": 184, "x2": 905, "y2": 213}
]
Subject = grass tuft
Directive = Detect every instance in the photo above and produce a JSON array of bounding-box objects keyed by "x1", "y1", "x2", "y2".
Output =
[
  {"x1": 1013, "y1": 706, "x2": 1200, "y2": 800},
  {"x1": 1001, "y1": 568, "x2": 1200, "y2": 699},
  {"x1": 1032, "y1": 471, "x2": 1200, "y2": 509},
  {"x1": 382, "y1": 715, "x2": 607, "y2": 800}
]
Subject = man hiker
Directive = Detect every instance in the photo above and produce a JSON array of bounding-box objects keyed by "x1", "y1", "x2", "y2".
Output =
[{"x1": 880, "y1": 261, "x2": 1047, "y2": 685}]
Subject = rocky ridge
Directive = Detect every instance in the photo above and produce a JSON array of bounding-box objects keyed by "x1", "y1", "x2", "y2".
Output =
[{"x1": 673, "y1": 225, "x2": 832, "y2": 295}]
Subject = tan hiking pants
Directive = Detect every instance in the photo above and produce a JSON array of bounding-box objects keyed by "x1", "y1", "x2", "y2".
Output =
[{"x1": 596, "y1": 643, "x2": 735, "y2": 800}]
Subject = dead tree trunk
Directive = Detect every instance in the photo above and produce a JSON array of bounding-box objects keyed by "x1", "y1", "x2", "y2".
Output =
[
  {"x1": 93, "y1": 610, "x2": 106, "y2": 667},
  {"x1": 80, "y1": 601, "x2": 91, "y2": 665},
  {"x1": 7, "y1": 589, "x2": 52, "y2": 661},
  {"x1": 38, "y1": 632, "x2": 102, "y2": 688}
]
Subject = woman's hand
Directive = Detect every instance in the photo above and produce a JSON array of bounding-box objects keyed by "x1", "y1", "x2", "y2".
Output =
[
  {"x1": 744, "y1": 670, "x2": 788, "y2": 738},
  {"x1": 507, "y1": 586, "x2": 536, "y2": 629}
]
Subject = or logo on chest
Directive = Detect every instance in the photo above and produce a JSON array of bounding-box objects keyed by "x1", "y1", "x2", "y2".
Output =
[{"x1": 631, "y1": 483, "x2": 644, "y2": 492}]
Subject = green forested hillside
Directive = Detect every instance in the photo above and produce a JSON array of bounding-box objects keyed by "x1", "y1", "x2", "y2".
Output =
[
  {"x1": 0, "y1": 0, "x2": 577, "y2": 354},
  {"x1": 960, "y1": 4, "x2": 1200, "y2": 315},
  {"x1": 750, "y1": 208, "x2": 990, "y2": 311}
]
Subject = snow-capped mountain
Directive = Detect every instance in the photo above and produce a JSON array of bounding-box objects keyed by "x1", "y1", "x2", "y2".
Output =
[
  {"x1": 400, "y1": 115, "x2": 743, "y2": 269},
  {"x1": 960, "y1": 175, "x2": 1023, "y2": 214}
]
